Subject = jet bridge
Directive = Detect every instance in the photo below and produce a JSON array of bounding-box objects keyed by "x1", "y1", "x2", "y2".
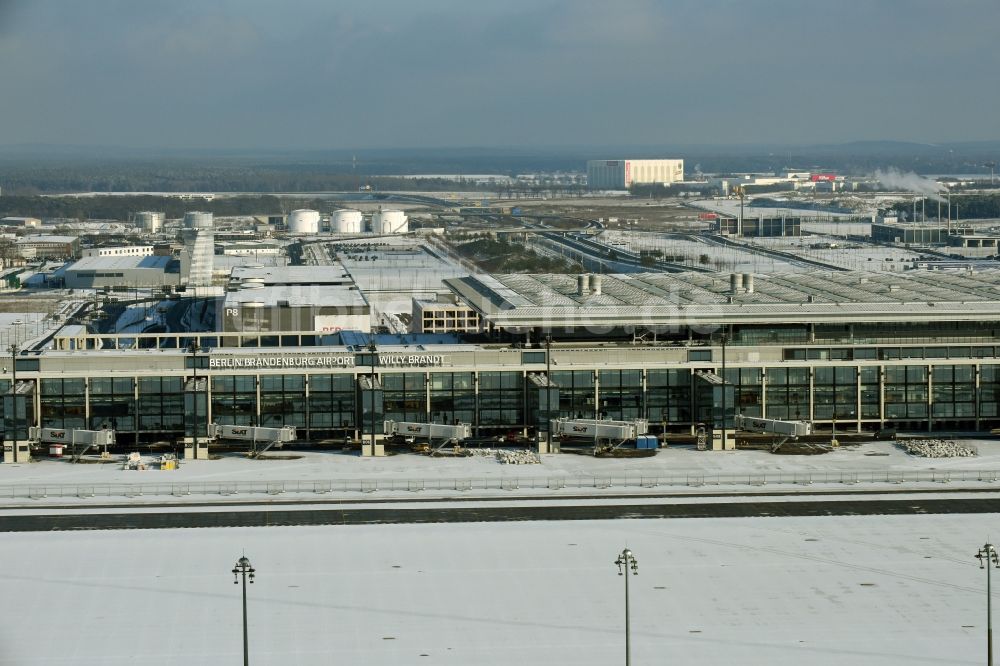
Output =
[
  {"x1": 27, "y1": 426, "x2": 116, "y2": 462},
  {"x1": 550, "y1": 418, "x2": 649, "y2": 453},
  {"x1": 206, "y1": 423, "x2": 297, "y2": 457},
  {"x1": 383, "y1": 420, "x2": 472, "y2": 453},
  {"x1": 733, "y1": 415, "x2": 813, "y2": 452}
]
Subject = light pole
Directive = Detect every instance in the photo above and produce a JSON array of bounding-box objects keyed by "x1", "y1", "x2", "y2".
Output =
[
  {"x1": 8, "y1": 343, "x2": 18, "y2": 443},
  {"x1": 720, "y1": 331, "x2": 728, "y2": 450},
  {"x1": 368, "y1": 337, "x2": 377, "y2": 452},
  {"x1": 545, "y1": 333, "x2": 552, "y2": 451},
  {"x1": 232, "y1": 555, "x2": 255, "y2": 666},
  {"x1": 188, "y1": 342, "x2": 203, "y2": 457},
  {"x1": 978, "y1": 543, "x2": 1000, "y2": 666},
  {"x1": 615, "y1": 547, "x2": 639, "y2": 666}
]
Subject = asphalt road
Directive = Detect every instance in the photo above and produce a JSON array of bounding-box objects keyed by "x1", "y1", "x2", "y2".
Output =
[{"x1": 3, "y1": 496, "x2": 1000, "y2": 532}]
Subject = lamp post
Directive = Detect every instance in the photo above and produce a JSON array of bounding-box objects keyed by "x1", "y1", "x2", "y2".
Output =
[
  {"x1": 8, "y1": 343, "x2": 18, "y2": 443},
  {"x1": 232, "y1": 555, "x2": 255, "y2": 666},
  {"x1": 720, "y1": 331, "x2": 728, "y2": 450},
  {"x1": 545, "y1": 333, "x2": 552, "y2": 452},
  {"x1": 615, "y1": 547, "x2": 639, "y2": 666},
  {"x1": 368, "y1": 337, "x2": 377, "y2": 452},
  {"x1": 188, "y1": 342, "x2": 202, "y2": 457},
  {"x1": 977, "y1": 543, "x2": 1000, "y2": 666}
]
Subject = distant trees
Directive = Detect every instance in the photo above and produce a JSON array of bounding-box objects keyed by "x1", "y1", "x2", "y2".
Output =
[
  {"x1": 0, "y1": 195, "x2": 285, "y2": 221},
  {"x1": 0, "y1": 162, "x2": 497, "y2": 196},
  {"x1": 890, "y1": 193, "x2": 1000, "y2": 221},
  {"x1": 453, "y1": 235, "x2": 582, "y2": 273}
]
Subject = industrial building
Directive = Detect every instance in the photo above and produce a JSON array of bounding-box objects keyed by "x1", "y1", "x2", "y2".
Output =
[
  {"x1": 7, "y1": 268, "x2": 1000, "y2": 449},
  {"x1": 62, "y1": 255, "x2": 179, "y2": 289},
  {"x1": 220, "y1": 284, "x2": 371, "y2": 334},
  {"x1": 15, "y1": 235, "x2": 80, "y2": 259},
  {"x1": 0, "y1": 217, "x2": 41, "y2": 228},
  {"x1": 411, "y1": 296, "x2": 481, "y2": 334},
  {"x1": 81, "y1": 245, "x2": 153, "y2": 258},
  {"x1": 872, "y1": 222, "x2": 973, "y2": 245},
  {"x1": 586, "y1": 159, "x2": 684, "y2": 189},
  {"x1": 716, "y1": 215, "x2": 802, "y2": 237},
  {"x1": 216, "y1": 242, "x2": 282, "y2": 256},
  {"x1": 230, "y1": 265, "x2": 353, "y2": 287}
]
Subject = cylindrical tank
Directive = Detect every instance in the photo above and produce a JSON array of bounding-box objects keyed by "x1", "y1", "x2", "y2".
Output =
[
  {"x1": 591, "y1": 274, "x2": 603, "y2": 296},
  {"x1": 371, "y1": 209, "x2": 408, "y2": 234},
  {"x1": 744, "y1": 273, "x2": 755, "y2": 294},
  {"x1": 331, "y1": 209, "x2": 363, "y2": 234},
  {"x1": 730, "y1": 273, "x2": 744, "y2": 293},
  {"x1": 135, "y1": 211, "x2": 164, "y2": 233},
  {"x1": 183, "y1": 211, "x2": 213, "y2": 230},
  {"x1": 577, "y1": 274, "x2": 590, "y2": 296},
  {"x1": 287, "y1": 209, "x2": 320, "y2": 234}
]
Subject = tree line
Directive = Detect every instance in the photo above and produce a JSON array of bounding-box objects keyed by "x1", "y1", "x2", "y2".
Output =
[
  {"x1": 890, "y1": 193, "x2": 1000, "y2": 221},
  {"x1": 0, "y1": 195, "x2": 285, "y2": 221}
]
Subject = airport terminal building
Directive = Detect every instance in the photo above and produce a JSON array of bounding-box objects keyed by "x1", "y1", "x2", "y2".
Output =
[{"x1": 6, "y1": 269, "x2": 1000, "y2": 446}]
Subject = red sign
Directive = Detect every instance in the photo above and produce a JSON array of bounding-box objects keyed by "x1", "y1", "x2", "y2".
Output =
[
  {"x1": 625, "y1": 161, "x2": 631, "y2": 185},
  {"x1": 698, "y1": 212, "x2": 718, "y2": 220},
  {"x1": 810, "y1": 173, "x2": 837, "y2": 182}
]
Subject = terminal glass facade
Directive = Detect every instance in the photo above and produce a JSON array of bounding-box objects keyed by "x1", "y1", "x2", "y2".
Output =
[
  {"x1": 307, "y1": 374, "x2": 355, "y2": 436},
  {"x1": 211, "y1": 375, "x2": 256, "y2": 426},
  {"x1": 382, "y1": 372, "x2": 426, "y2": 424},
  {"x1": 598, "y1": 370, "x2": 643, "y2": 421},
  {"x1": 40, "y1": 378, "x2": 86, "y2": 429},
  {"x1": 429, "y1": 372, "x2": 475, "y2": 426},
  {"x1": 551, "y1": 370, "x2": 595, "y2": 420},
  {"x1": 138, "y1": 376, "x2": 185, "y2": 435},
  {"x1": 13, "y1": 351, "x2": 1000, "y2": 445},
  {"x1": 477, "y1": 371, "x2": 524, "y2": 431},
  {"x1": 260, "y1": 374, "x2": 305, "y2": 429},
  {"x1": 89, "y1": 377, "x2": 135, "y2": 432}
]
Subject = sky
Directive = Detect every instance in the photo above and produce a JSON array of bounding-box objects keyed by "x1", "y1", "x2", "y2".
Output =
[{"x1": 0, "y1": 0, "x2": 998, "y2": 151}]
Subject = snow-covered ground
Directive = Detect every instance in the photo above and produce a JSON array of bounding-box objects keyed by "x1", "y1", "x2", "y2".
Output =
[
  {"x1": 5, "y1": 440, "x2": 1000, "y2": 505},
  {"x1": 1, "y1": 513, "x2": 995, "y2": 665}
]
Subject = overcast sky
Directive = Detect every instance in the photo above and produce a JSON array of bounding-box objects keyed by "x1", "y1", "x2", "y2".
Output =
[{"x1": 0, "y1": 0, "x2": 998, "y2": 150}]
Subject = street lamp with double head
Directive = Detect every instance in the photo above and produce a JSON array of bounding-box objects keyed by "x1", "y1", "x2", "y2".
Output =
[{"x1": 615, "y1": 548, "x2": 639, "y2": 666}]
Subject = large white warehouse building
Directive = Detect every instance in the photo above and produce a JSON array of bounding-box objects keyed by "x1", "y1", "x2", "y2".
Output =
[{"x1": 586, "y1": 159, "x2": 684, "y2": 189}]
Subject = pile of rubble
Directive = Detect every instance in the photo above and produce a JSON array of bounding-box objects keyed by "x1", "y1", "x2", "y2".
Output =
[
  {"x1": 495, "y1": 449, "x2": 540, "y2": 465},
  {"x1": 897, "y1": 439, "x2": 977, "y2": 458},
  {"x1": 463, "y1": 448, "x2": 541, "y2": 464}
]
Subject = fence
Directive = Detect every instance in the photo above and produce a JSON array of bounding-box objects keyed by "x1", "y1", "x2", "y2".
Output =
[{"x1": 2, "y1": 468, "x2": 999, "y2": 501}]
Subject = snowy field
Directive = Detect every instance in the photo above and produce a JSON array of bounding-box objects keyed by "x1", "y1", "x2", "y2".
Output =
[
  {"x1": 4, "y1": 440, "x2": 1000, "y2": 504},
  {"x1": 1, "y1": 512, "x2": 996, "y2": 665}
]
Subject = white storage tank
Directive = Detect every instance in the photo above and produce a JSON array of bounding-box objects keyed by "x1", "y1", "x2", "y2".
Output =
[
  {"x1": 135, "y1": 211, "x2": 165, "y2": 233},
  {"x1": 287, "y1": 209, "x2": 320, "y2": 234},
  {"x1": 331, "y1": 209, "x2": 363, "y2": 234},
  {"x1": 372, "y1": 208, "x2": 408, "y2": 234},
  {"x1": 183, "y1": 211, "x2": 213, "y2": 229}
]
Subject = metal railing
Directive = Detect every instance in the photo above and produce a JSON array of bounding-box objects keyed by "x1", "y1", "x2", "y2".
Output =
[{"x1": 2, "y1": 468, "x2": 998, "y2": 501}]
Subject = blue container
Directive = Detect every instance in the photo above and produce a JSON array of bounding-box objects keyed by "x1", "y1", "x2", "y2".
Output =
[{"x1": 635, "y1": 435, "x2": 657, "y2": 449}]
